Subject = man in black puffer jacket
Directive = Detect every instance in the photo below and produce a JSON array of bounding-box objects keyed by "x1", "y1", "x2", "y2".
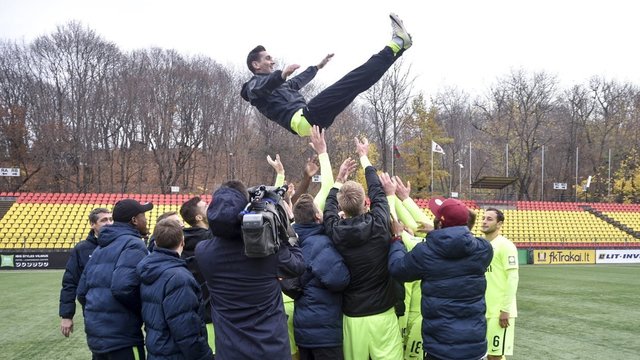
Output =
[
  {"x1": 77, "y1": 199, "x2": 152, "y2": 360},
  {"x1": 137, "y1": 218, "x2": 213, "y2": 360},
  {"x1": 323, "y1": 138, "x2": 403, "y2": 359},
  {"x1": 59, "y1": 207, "x2": 112, "y2": 338},
  {"x1": 292, "y1": 194, "x2": 350, "y2": 360}
]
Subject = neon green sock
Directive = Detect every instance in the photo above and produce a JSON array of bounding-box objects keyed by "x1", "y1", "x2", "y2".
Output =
[{"x1": 388, "y1": 41, "x2": 402, "y2": 55}]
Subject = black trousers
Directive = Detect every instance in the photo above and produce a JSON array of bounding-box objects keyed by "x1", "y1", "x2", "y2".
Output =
[
  {"x1": 303, "y1": 46, "x2": 398, "y2": 128},
  {"x1": 299, "y1": 345, "x2": 344, "y2": 360},
  {"x1": 92, "y1": 345, "x2": 146, "y2": 360}
]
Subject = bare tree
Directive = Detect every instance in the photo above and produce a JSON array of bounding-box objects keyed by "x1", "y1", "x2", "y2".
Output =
[{"x1": 362, "y1": 59, "x2": 414, "y2": 173}]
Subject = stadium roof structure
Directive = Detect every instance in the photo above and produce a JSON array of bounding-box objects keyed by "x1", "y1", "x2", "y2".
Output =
[{"x1": 471, "y1": 176, "x2": 518, "y2": 190}]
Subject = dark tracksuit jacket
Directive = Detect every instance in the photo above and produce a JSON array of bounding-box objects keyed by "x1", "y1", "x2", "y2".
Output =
[
  {"x1": 77, "y1": 222, "x2": 148, "y2": 354},
  {"x1": 195, "y1": 186, "x2": 305, "y2": 360},
  {"x1": 59, "y1": 230, "x2": 98, "y2": 319},
  {"x1": 137, "y1": 247, "x2": 214, "y2": 360},
  {"x1": 323, "y1": 165, "x2": 398, "y2": 316},
  {"x1": 388, "y1": 226, "x2": 494, "y2": 360},
  {"x1": 240, "y1": 66, "x2": 318, "y2": 134}
]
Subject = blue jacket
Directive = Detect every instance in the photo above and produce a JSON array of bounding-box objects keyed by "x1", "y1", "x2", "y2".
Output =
[
  {"x1": 292, "y1": 222, "x2": 350, "y2": 348},
  {"x1": 196, "y1": 186, "x2": 305, "y2": 360},
  {"x1": 240, "y1": 66, "x2": 318, "y2": 134},
  {"x1": 137, "y1": 247, "x2": 214, "y2": 360},
  {"x1": 59, "y1": 230, "x2": 98, "y2": 319},
  {"x1": 388, "y1": 226, "x2": 494, "y2": 360},
  {"x1": 77, "y1": 222, "x2": 148, "y2": 353},
  {"x1": 181, "y1": 226, "x2": 212, "y2": 324}
]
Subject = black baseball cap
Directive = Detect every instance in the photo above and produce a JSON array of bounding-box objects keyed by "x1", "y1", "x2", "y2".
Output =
[{"x1": 112, "y1": 199, "x2": 153, "y2": 222}]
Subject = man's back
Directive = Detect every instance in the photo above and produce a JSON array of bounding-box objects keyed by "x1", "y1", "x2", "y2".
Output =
[
  {"x1": 77, "y1": 222, "x2": 147, "y2": 353},
  {"x1": 197, "y1": 185, "x2": 304, "y2": 360},
  {"x1": 293, "y1": 222, "x2": 349, "y2": 348},
  {"x1": 324, "y1": 165, "x2": 396, "y2": 317},
  {"x1": 138, "y1": 247, "x2": 213, "y2": 360}
]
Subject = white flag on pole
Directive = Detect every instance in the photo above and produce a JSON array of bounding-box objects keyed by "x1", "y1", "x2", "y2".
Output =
[{"x1": 432, "y1": 141, "x2": 445, "y2": 154}]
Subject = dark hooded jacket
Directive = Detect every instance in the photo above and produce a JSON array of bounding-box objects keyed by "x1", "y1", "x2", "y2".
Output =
[
  {"x1": 388, "y1": 226, "x2": 494, "y2": 360},
  {"x1": 77, "y1": 222, "x2": 148, "y2": 353},
  {"x1": 324, "y1": 165, "x2": 397, "y2": 317},
  {"x1": 292, "y1": 222, "x2": 350, "y2": 348},
  {"x1": 181, "y1": 226, "x2": 212, "y2": 323},
  {"x1": 59, "y1": 230, "x2": 98, "y2": 319},
  {"x1": 137, "y1": 247, "x2": 214, "y2": 360},
  {"x1": 240, "y1": 66, "x2": 318, "y2": 133},
  {"x1": 195, "y1": 186, "x2": 305, "y2": 360}
]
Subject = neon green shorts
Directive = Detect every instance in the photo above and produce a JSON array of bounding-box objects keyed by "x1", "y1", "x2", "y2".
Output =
[
  {"x1": 486, "y1": 317, "x2": 515, "y2": 356},
  {"x1": 343, "y1": 307, "x2": 403, "y2": 360},
  {"x1": 284, "y1": 298, "x2": 298, "y2": 355},
  {"x1": 206, "y1": 322, "x2": 216, "y2": 354}
]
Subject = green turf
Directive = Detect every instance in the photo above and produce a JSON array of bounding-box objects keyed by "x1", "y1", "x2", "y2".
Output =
[{"x1": 1, "y1": 266, "x2": 639, "y2": 359}]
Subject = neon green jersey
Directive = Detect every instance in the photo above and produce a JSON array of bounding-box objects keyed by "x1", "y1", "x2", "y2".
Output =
[{"x1": 485, "y1": 235, "x2": 519, "y2": 318}]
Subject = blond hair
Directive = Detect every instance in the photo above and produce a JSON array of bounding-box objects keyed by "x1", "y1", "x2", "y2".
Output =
[{"x1": 337, "y1": 181, "x2": 366, "y2": 217}]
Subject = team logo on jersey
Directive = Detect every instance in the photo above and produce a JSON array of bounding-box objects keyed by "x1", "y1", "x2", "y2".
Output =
[{"x1": 508, "y1": 255, "x2": 516, "y2": 265}]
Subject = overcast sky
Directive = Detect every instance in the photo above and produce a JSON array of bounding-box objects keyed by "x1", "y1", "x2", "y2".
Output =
[{"x1": 1, "y1": 0, "x2": 639, "y2": 97}]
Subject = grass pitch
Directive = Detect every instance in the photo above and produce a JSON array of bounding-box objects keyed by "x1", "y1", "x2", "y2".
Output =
[{"x1": 1, "y1": 265, "x2": 639, "y2": 359}]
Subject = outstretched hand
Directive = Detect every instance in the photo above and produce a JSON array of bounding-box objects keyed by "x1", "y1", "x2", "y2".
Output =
[
  {"x1": 317, "y1": 53, "x2": 334, "y2": 69},
  {"x1": 304, "y1": 154, "x2": 319, "y2": 178},
  {"x1": 394, "y1": 176, "x2": 411, "y2": 201},
  {"x1": 337, "y1": 157, "x2": 358, "y2": 183},
  {"x1": 267, "y1": 154, "x2": 284, "y2": 175},
  {"x1": 282, "y1": 64, "x2": 301, "y2": 79},
  {"x1": 379, "y1": 172, "x2": 397, "y2": 196},
  {"x1": 354, "y1": 136, "x2": 369, "y2": 157},
  {"x1": 309, "y1": 125, "x2": 327, "y2": 154}
]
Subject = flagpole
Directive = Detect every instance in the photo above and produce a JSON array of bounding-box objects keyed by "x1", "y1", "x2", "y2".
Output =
[
  {"x1": 541, "y1": 145, "x2": 545, "y2": 201},
  {"x1": 431, "y1": 146, "x2": 434, "y2": 195},
  {"x1": 575, "y1": 146, "x2": 579, "y2": 202},
  {"x1": 608, "y1": 148, "x2": 611, "y2": 198}
]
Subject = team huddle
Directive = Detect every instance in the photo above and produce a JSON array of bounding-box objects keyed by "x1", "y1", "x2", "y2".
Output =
[{"x1": 58, "y1": 13, "x2": 519, "y2": 360}]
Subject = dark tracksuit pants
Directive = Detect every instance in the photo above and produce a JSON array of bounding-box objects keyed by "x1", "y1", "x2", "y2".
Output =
[{"x1": 303, "y1": 46, "x2": 398, "y2": 128}]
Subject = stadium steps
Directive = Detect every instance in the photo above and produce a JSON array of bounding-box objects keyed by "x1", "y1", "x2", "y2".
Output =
[{"x1": 580, "y1": 205, "x2": 640, "y2": 239}]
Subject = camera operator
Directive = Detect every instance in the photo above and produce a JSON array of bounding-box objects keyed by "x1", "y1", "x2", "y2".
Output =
[{"x1": 195, "y1": 180, "x2": 305, "y2": 360}]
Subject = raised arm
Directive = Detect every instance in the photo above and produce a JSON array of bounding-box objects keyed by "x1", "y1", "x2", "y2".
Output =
[
  {"x1": 396, "y1": 176, "x2": 431, "y2": 225},
  {"x1": 309, "y1": 126, "x2": 334, "y2": 211},
  {"x1": 323, "y1": 157, "x2": 357, "y2": 236},
  {"x1": 392, "y1": 176, "x2": 419, "y2": 232},
  {"x1": 267, "y1": 154, "x2": 285, "y2": 187},
  {"x1": 292, "y1": 155, "x2": 319, "y2": 205}
]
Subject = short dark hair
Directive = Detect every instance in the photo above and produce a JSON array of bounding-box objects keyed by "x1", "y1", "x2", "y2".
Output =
[
  {"x1": 247, "y1": 45, "x2": 266, "y2": 73},
  {"x1": 153, "y1": 219, "x2": 184, "y2": 250},
  {"x1": 467, "y1": 209, "x2": 477, "y2": 230},
  {"x1": 88, "y1": 208, "x2": 111, "y2": 224},
  {"x1": 157, "y1": 211, "x2": 178, "y2": 222},
  {"x1": 222, "y1": 180, "x2": 249, "y2": 202},
  {"x1": 180, "y1": 196, "x2": 202, "y2": 227},
  {"x1": 485, "y1": 207, "x2": 505, "y2": 223},
  {"x1": 293, "y1": 194, "x2": 318, "y2": 224}
]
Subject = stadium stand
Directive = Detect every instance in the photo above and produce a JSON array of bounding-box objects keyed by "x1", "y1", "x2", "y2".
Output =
[
  {"x1": 0, "y1": 193, "x2": 211, "y2": 250},
  {"x1": 0, "y1": 193, "x2": 639, "y2": 250}
]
